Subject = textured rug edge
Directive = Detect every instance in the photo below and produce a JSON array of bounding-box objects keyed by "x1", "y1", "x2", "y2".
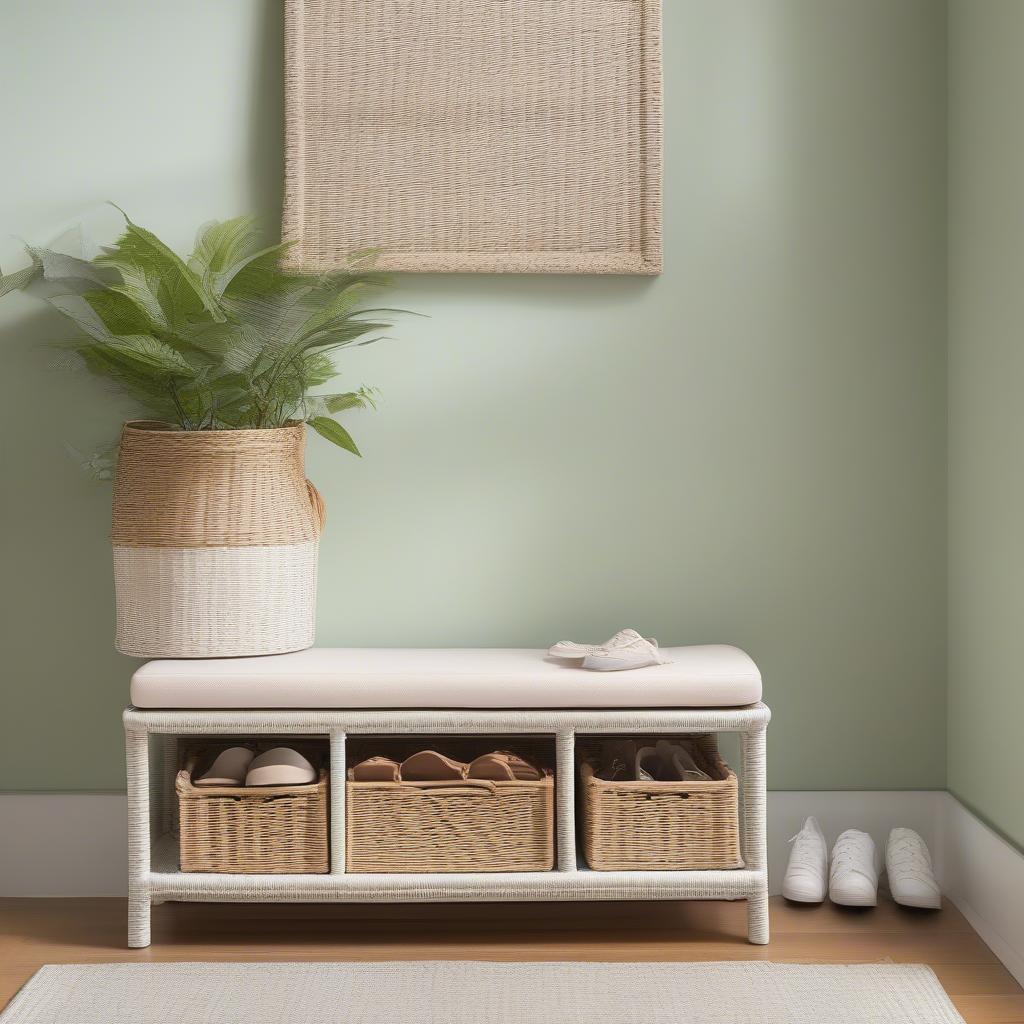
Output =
[{"x1": 1, "y1": 961, "x2": 966, "y2": 1024}]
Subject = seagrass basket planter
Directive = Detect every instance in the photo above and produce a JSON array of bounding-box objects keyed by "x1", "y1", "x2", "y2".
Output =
[
  {"x1": 579, "y1": 735, "x2": 742, "y2": 871},
  {"x1": 112, "y1": 420, "x2": 326, "y2": 658},
  {"x1": 177, "y1": 747, "x2": 329, "y2": 874},
  {"x1": 346, "y1": 737, "x2": 555, "y2": 873}
]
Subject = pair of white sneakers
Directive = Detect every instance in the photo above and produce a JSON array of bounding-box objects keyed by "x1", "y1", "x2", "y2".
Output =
[
  {"x1": 783, "y1": 817, "x2": 941, "y2": 909},
  {"x1": 548, "y1": 628, "x2": 667, "y2": 671}
]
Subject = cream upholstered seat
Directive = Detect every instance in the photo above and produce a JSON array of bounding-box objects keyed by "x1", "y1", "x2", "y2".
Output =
[{"x1": 129, "y1": 645, "x2": 761, "y2": 709}]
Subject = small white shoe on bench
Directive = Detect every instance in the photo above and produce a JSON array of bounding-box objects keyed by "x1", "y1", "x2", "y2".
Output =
[
  {"x1": 548, "y1": 628, "x2": 656, "y2": 660},
  {"x1": 583, "y1": 636, "x2": 666, "y2": 672}
]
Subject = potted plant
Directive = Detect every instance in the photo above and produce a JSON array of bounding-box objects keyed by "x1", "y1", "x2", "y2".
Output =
[{"x1": 1, "y1": 211, "x2": 408, "y2": 657}]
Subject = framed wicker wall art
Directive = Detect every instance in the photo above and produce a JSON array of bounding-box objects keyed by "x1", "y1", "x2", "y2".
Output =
[{"x1": 283, "y1": 0, "x2": 662, "y2": 274}]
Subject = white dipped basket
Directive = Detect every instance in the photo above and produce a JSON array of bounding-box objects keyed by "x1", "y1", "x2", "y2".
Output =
[{"x1": 112, "y1": 421, "x2": 325, "y2": 658}]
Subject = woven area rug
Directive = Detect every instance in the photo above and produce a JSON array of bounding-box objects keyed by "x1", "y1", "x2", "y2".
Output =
[{"x1": 2, "y1": 961, "x2": 964, "y2": 1023}]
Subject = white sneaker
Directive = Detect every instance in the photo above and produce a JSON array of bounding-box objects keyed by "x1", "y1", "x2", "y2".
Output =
[
  {"x1": 548, "y1": 628, "x2": 656, "y2": 660},
  {"x1": 829, "y1": 829, "x2": 878, "y2": 907},
  {"x1": 582, "y1": 636, "x2": 667, "y2": 671},
  {"x1": 886, "y1": 828, "x2": 941, "y2": 909},
  {"x1": 782, "y1": 816, "x2": 828, "y2": 903}
]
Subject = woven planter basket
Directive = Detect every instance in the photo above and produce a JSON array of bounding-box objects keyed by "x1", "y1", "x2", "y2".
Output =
[
  {"x1": 177, "y1": 747, "x2": 329, "y2": 874},
  {"x1": 112, "y1": 421, "x2": 325, "y2": 658},
  {"x1": 346, "y1": 739, "x2": 555, "y2": 873},
  {"x1": 580, "y1": 735, "x2": 742, "y2": 871}
]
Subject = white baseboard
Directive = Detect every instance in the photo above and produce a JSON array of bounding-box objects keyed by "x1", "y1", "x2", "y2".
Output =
[
  {"x1": 934, "y1": 792, "x2": 1024, "y2": 986},
  {"x1": 1, "y1": 788, "x2": 1020, "y2": 985},
  {"x1": 0, "y1": 794, "x2": 127, "y2": 897}
]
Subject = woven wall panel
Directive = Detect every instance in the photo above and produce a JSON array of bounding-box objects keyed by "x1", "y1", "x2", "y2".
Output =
[{"x1": 283, "y1": 0, "x2": 662, "y2": 274}]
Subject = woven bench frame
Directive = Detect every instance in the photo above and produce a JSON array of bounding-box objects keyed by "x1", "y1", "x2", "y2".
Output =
[{"x1": 124, "y1": 704, "x2": 770, "y2": 949}]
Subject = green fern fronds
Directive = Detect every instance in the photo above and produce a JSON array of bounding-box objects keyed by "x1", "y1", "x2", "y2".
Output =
[{"x1": 0, "y1": 211, "x2": 415, "y2": 455}]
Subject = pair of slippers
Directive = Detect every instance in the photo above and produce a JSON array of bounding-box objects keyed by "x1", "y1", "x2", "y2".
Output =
[
  {"x1": 195, "y1": 746, "x2": 317, "y2": 788},
  {"x1": 352, "y1": 749, "x2": 542, "y2": 783},
  {"x1": 548, "y1": 628, "x2": 666, "y2": 671}
]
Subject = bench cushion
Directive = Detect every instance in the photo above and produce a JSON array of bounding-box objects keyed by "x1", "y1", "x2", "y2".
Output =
[{"x1": 130, "y1": 645, "x2": 762, "y2": 709}]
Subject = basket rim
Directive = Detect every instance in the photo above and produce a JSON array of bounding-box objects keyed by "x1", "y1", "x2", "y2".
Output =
[
  {"x1": 122, "y1": 419, "x2": 305, "y2": 438},
  {"x1": 346, "y1": 774, "x2": 553, "y2": 789},
  {"x1": 176, "y1": 765, "x2": 328, "y2": 798},
  {"x1": 579, "y1": 759, "x2": 736, "y2": 790}
]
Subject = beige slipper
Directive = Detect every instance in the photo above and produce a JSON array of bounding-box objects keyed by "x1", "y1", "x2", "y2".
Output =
[
  {"x1": 400, "y1": 750, "x2": 467, "y2": 781},
  {"x1": 467, "y1": 751, "x2": 542, "y2": 781},
  {"x1": 195, "y1": 746, "x2": 255, "y2": 787},
  {"x1": 244, "y1": 747, "x2": 316, "y2": 787},
  {"x1": 351, "y1": 756, "x2": 401, "y2": 782}
]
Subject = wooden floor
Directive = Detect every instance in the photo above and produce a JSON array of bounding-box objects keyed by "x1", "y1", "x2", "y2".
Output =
[{"x1": 1, "y1": 897, "x2": 1021, "y2": 1021}]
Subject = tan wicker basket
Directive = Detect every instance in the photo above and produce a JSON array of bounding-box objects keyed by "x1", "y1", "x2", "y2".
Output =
[
  {"x1": 176, "y1": 748, "x2": 329, "y2": 874},
  {"x1": 580, "y1": 735, "x2": 742, "y2": 871},
  {"x1": 346, "y1": 740, "x2": 554, "y2": 873},
  {"x1": 112, "y1": 420, "x2": 325, "y2": 658}
]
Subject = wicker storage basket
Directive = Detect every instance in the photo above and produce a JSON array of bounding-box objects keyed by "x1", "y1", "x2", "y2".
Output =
[
  {"x1": 580, "y1": 735, "x2": 742, "y2": 871},
  {"x1": 112, "y1": 420, "x2": 325, "y2": 658},
  {"x1": 346, "y1": 740, "x2": 554, "y2": 873},
  {"x1": 176, "y1": 748, "x2": 329, "y2": 874}
]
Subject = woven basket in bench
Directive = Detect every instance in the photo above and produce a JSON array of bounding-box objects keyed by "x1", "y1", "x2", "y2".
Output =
[
  {"x1": 346, "y1": 740, "x2": 554, "y2": 873},
  {"x1": 580, "y1": 734, "x2": 742, "y2": 871},
  {"x1": 112, "y1": 420, "x2": 326, "y2": 658},
  {"x1": 176, "y1": 748, "x2": 329, "y2": 874}
]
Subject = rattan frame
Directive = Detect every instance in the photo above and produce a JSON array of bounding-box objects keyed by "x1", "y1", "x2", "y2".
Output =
[
  {"x1": 125, "y1": 704, "x2": 769, "y2": 949},
  {"x1": 283, "y1": 0, "x2": 663, "y2": 274}
]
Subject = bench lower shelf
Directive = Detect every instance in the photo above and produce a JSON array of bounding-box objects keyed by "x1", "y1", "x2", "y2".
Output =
[{"x1": 150, "y1": 836, "x2": 764, "y2": 903}]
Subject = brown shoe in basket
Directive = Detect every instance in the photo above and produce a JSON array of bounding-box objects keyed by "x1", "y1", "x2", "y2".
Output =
[
  {"x1": 400, "y1": 750, "x2": 467, "y2": 781},
  {"x1": 468, "y1": 751, "x2": 542, "y2": 781},
  {"x1": 351, "y1": 756, "x2": 401, "y2": 782}
]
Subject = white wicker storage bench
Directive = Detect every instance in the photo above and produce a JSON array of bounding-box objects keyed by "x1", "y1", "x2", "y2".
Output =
[{"x1": 124, "y1": 646, "x2": 770, "y2": 948}]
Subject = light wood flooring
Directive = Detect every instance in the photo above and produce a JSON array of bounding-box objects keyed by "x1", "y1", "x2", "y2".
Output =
[{"x1": 1, "y1": 897, "x2": 1021, "y2": 1021}]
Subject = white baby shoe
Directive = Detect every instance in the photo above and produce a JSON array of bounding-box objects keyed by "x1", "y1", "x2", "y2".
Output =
[
  {"x1": 782, "y1": 816, "x2": 828, "y2": 903},
  {"x1": 829, "y1": 829, "x2": 878, "y2": 907},
  {"x1": 886, "y1": 828, "x2": 941, "y2": 909},
  {"x1": 548, "y1": 628, "x2": 655, "y2": 660},
  {"x1": 582, "y1": 636, "x2": 666, "y2": 671}
]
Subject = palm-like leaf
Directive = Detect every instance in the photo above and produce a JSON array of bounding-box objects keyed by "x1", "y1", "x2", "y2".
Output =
[
  {"x1": 0, "y1": 252, "x2": 43, "y2": 298},
  {"x1": 0, "y1": 211, "x2": 414, "y2": 456}
]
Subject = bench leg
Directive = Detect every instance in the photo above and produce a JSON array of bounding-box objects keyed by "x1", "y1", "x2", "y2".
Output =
[
  {"x1": 125, "y1": 724, "x2": 152, "y2": 948},
  {"x1": 740, "y1": 726, "x2": 769, "y2": 944},
  {"x1": 128, "y1": 887, "x2": 151, "y2": 949},
  {"x1": 747, "y1": 890, "x2": 769, "y2": 944}
]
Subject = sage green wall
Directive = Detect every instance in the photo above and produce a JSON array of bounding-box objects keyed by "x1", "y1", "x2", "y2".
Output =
[
  {"x1": 0, "y1": 1, "x2": 947, "y2": 792},
  {"x1": 948, "y1": 0, "x2": 1024, "y2": 849}
]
